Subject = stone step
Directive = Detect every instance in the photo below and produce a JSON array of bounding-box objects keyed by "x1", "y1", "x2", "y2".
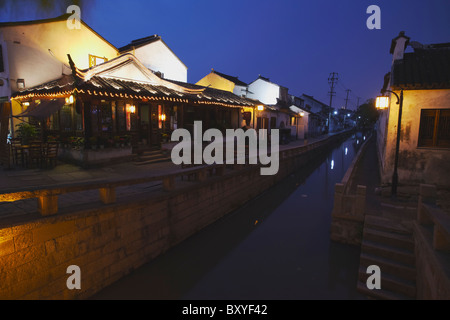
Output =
[
  {"x1": 363, "y1": 227, "x2": 414, "y2": 251},
  {"x1": 364, "y1": 215, "x2": 412, "y2": 235},
  {"x1": 134, "y1": 150, "x2": 171, "y2": 165},
  {"x1": 361, "y1": 239, "x2": 415, "y2": 266},
  {"x1": 135, "y1": 157, "x2": 171, "y2": 165},
  {"x1": 142, "y1": 150, "x2": 165, "y2": 156},
  {"x1": 359, "y1": 253, "x2": 416, "y2": 282},
  {"x1": 139, "y1": 153, "x2": 167, "y2": 161},
  {"x1": 358, "y1": 266, "x2": 416, "y2": 298},
  {"x1": 356, "y1": 281, "x2": 413, "y2": 300}
]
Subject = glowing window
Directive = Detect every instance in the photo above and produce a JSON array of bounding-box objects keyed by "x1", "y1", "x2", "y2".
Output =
[{"x1": 89, "y1": 54, "x2": 108, "y2": 68}]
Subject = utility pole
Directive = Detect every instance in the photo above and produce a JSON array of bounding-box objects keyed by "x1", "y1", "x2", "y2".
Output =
[
  {"x1": 356, "y1": 97, "x2": 361, "y2": 109},
  {"x1": 328, "y1": 72, "x2": 338, "y2": 131},
  {"x1": 344, "y1": 89, "x2": 351, "y2": 110}
]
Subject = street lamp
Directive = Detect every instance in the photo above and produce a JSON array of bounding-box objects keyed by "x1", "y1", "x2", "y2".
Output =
[{"x1": 377, "y1": 88, "x2": 404, "y2": 197}]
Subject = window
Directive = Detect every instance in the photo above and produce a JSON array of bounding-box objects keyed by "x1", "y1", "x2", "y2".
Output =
[
  {"x1": 418, "y1": 109, "x2": 450, "y2": 148},
  {"x1": 270, "y1": 117, "x2": 277, "y2": 129},
  {"x1": 89, "y1": 54, "x2": 108, "y2": 68},
  {"x1": 0, "y1": 45, "x2": 4, "y2": 73}
]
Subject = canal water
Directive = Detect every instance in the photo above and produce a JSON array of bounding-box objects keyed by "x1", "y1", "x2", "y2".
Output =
[{"x1": 93, "y1": 134, "x2": 367, "y2": 300}]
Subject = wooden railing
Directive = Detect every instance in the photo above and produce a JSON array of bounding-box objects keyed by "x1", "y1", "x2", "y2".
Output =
[{"x1": 0, "y1": 131, "x2": 351, "y2": 217}]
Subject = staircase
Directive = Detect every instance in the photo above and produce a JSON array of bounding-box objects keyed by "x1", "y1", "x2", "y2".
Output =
[
  {"x1": 357, "y1": 215, "x2": 417, "y2": 300},
  {"x1": 134, "y1": 149, "x2": 171, "y2": 165}
]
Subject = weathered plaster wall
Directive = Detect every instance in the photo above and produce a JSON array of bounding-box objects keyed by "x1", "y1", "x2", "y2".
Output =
[{"x1": 379, "y1": 89, "x2": 450, "y2": 187}]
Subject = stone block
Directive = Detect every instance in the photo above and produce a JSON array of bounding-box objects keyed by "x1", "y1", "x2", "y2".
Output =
[{"x1": 38, "y1": 194, "x2": 58, "y2": 216}]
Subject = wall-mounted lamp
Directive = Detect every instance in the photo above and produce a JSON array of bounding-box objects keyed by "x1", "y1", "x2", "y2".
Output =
[
  {"x1": 257, "y1": 105, "x2": 264, "y2": 111},
  {"x1": 377, "y1": 88, "x2": 404, "y2": 197},
  {"x1": 300, "y1": 112, "x2": 305, "y2": 117},
  {"x1": 375, "y1": 96, "x2": 389, "y2": 110},
  {"x1": 129, "y1": 105, "x2": 136, "y2": 114},
  {"x1": 159, "y1": 114, "x2": 166, "y2": 121},
  {"x1": 22, "y1": 101, "x2": 30, "y2": 107},
  {"x1": 16, "y1": 79, "x2": 25, "y2": 89}
]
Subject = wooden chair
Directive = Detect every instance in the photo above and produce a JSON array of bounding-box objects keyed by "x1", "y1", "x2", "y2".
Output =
[
  {"x1": 43, "y1": 142, "x2": 58, "y2": 168},
  {"x1": 27, "y1": 142, "x2": 43, "y2": 168},
  {"x1": 11, "y1": 138, "x2": 24, "y2": 167}
]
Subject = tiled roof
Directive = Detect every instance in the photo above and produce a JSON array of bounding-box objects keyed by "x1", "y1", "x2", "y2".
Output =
[
  {"x1": 12, "y1": 74, "x2": 256, "y2": 108},
  {"x1": 12, "y1": 53, "x2": 256, "y2": 108},
  {"x1": 118, "y1": 35, "x2": 161, "y2": 53},
  {"x1": 212, "y1": 70, "x2": 248, "y2": 87},
  {"x1": 392, "y1": 46, "x2": 450, "y2": 89}
]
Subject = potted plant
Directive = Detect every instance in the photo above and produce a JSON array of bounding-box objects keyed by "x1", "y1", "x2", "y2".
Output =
[
  {"x1": 15, "y1": 123, "x2": 38, "y2": 145},
  {"x1": 124, "y1": 135, "x2": 131, "y2": 147}
]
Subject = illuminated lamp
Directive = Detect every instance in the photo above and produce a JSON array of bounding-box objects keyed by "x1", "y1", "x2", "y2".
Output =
[
  {"x1": 375, "y1": 96, "x2": 389, "y2": 110},
  {"x1": 65, "y1": 95, "x2": 74, "y2": 104},
  {"x1": 257, "y1": 105, "x2": 264, "y2": 111}
]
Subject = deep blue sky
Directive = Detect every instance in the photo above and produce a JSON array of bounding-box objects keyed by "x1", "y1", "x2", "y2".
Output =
[{"x1": 1, "y1": 0, "x2": 450, "y2": 110}]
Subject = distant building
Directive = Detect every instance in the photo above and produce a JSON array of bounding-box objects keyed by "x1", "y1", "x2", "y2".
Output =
[
  {"x1": 377, "y1": 31, "x2": 450, "y2": 187},
  {"x1": 196, "y1": 69, "x2": 248, "y2": 97},
  {"x1": 300, "y1": 94, "x2": 330, "y2": 134},
  {"x1": 246, "y1": 75, "x2": 295, "y2": 138},
  {"x1": 118, "y1": 35, "x2": 188, "y2": 83}
]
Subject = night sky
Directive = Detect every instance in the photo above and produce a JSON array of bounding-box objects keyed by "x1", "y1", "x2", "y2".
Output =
[{"x1": 1, "y1": 0, "x2": 450, "y2": 110}]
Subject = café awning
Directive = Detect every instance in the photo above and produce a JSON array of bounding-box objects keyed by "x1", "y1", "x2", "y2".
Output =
[{"x1": 17, "y1": 98, "x2": 66, "y2": 120}]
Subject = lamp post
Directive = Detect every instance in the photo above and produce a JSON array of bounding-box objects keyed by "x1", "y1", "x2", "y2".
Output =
[{"x1": 376, "y1": 88, "x2": 404, "y2": 197}]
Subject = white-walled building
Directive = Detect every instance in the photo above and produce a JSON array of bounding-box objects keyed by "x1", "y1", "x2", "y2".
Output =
[
  {"x1": 246, "y1": 75, "x2": 294, "y2": 137},
  {"x1": 300, "y1": 94, "x2": 329, "y2": 135},
  {"x1": 196, "y1": 69, "x2": 248, "y2": 97},
  {"x1": 0, "y1": 13, "x2": 119, "y2": 138},
  {"x1": 376, "y1": 32, "x2": 450, "y2": 187},
  {"x1": 119, "y1": 35, "x2": 187, "y2": 83}
]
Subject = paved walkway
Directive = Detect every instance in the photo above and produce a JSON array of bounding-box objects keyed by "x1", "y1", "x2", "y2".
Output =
[{"x1": 0, "y1": 132, "x2": 343, "y2": 220}]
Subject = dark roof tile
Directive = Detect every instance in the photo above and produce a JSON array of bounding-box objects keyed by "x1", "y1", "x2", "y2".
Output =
[
  {"x1": 392, "y1": 47, "x2": 450, "y2": 89},
  {"x1": 212, "y1": 70, "x2": 248, "y2": 87},
  {"x1": 118, "y1": 35, "x2": 161, "y2": 53}
]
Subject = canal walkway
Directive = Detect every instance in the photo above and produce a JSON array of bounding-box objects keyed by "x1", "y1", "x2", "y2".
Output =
[{"x1": 0, "y1": 132, "x2": 342, "y2": 219}]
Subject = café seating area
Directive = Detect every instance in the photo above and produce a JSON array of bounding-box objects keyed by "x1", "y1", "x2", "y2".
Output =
[{"x1": 10, "y1": 138, "x2": 59, "y2": 169}]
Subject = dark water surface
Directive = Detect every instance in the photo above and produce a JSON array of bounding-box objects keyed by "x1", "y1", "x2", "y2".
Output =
[{"x1": 93, "y1": 135, "x2": 366, "y2": 300}]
